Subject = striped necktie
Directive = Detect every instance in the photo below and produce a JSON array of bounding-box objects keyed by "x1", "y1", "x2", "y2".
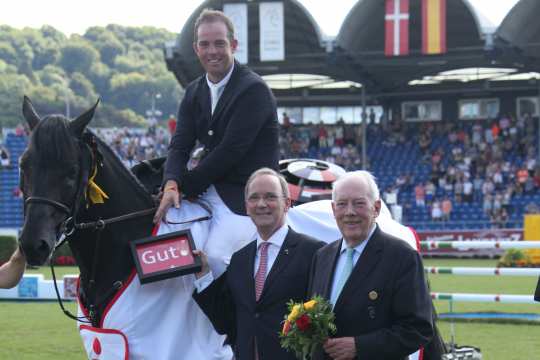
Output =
[{"x1": 255, "y1": 242, "x2": 270, "y2": 301}]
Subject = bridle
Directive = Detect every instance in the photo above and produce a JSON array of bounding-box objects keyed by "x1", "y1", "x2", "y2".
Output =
[{"x1": 21, "y1": 134, "x2": 212, "y2": 325}]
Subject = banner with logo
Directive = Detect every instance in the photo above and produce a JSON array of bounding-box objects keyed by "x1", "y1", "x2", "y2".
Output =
[
  {"x1": 418, "y1": 228, "x2": 523, "y2": 257},
  {"x1": 224, "y1": 3, "x2": 248, "y2": 64},
  {"x1": 259, "y1": 2, "x2": 285, "y2": 61}
]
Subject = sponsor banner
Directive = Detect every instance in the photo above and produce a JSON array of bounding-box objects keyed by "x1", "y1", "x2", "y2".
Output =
[
  {"x1": 418, "y1": 228, "x2": 523, "y2": 257},
  {"x1": 259, "y1": 2, "x2": 285, "y2": 61},
  {"x1": 224, "y1": 3, "x2": 248, "y2": 64},
  {"x1": 385, "y1": 0, "x2": 410, "y2": 56}
]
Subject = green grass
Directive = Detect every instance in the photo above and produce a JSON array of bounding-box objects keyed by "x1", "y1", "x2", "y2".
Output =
[
  {"x1": 424, "y1": 258, "x2": 540, "y2": 359},
  {"x1": 0, "y1": 302, "x2": 85, "y2": 360},
  {"x1": 1, "y1": 261, "x2": 539, "y2": 359}
]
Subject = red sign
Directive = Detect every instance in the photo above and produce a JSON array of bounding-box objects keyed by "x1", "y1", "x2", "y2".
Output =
[
  {"x1": 136, "y1": 236, "x2": 194, "y2": 274},
  {"x1": 130, "y1": 230, "x2": 201, "y2": 284}
]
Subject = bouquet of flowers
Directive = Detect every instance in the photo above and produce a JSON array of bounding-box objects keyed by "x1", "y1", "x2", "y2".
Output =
[{"x1": 280, "y1": 296, "x2": 336, "y2": 360}]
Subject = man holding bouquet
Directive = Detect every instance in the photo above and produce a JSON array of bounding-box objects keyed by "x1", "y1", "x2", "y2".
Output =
[
  {"x1": 193, "y1": 168, "x2": 324, "y2": 359},
  {"x1": 309, "y1": 171, "x2": 433, "y2": 360}
]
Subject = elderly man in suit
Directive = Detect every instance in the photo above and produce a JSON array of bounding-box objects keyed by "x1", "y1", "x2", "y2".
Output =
[
  {"x1": 193, "y1": 168, "x2": 324, "y2": 360},
  {"x1": 0, "y1": 247, "x2": 25, "y2": 289},
  {"x1": 309, "y1": 171, "x2": 433, "y2": 360}
]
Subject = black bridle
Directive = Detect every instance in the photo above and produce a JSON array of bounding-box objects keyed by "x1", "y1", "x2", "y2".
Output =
[{"x1": 21, "y1": 135, "x2": 213, "y2": 325}]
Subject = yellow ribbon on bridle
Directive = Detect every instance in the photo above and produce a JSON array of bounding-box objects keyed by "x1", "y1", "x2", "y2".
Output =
[{"x1": 86, "y1": 164, "x2": 109, "y2": 205}]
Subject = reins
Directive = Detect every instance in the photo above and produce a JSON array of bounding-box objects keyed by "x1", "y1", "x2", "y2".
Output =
[{"x1": 23, "y1": 133, "x2": 213, "y2": 325}]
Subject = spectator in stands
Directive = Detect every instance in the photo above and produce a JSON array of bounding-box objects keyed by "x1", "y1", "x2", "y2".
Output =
[
  {"x1": 415, "y1": 182, "x2": 426, "y2": 207},
  {"x1": 425, "y1": 181, "x2": 435, "y2": 205},
  {"x1": 483, "y1": 194, "x2": 493, "y2": 216},
  {"x1": 281, "y1": 112, "x2": 291, "y2": 132},
  {"x1": 463, "y1": 177, "x2": 473, "y2": 203},
  {"x1": 516, "y1": 166, "x2": 529, "y2": 193},
  {"x1": 0, "y1": 145, "x2": 10, "y2": 168},
  {"x1": 431, "y1": 200, "x2": 442, "y2": 221},
  {"x1": 441, "y1": 197, "x2": 452, "y2": 222},
  {"x1": 0, "y1": 247, "x2": 25, "y2": 289}
]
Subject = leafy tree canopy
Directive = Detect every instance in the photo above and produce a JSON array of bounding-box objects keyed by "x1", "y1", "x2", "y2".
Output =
[{"x1": 0, "y1": 25, "x2": 183, "y2": 128}]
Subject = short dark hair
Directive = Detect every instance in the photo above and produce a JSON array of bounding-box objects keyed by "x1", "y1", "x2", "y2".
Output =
[
  {"x1": 193, "y1": 9, "x2": 235, "y2": 43},
  {"x1": 245, "y1": 168, "x2": 290, "y2": 199}
]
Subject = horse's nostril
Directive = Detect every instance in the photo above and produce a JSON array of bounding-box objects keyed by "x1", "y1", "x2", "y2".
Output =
[{"x1": 36, "y1": 240, "x2": 51, "y2": 258}]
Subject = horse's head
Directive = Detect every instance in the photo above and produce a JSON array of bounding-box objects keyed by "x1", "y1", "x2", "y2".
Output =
[{"x1": 19, "y1": 96, "x2": 99, "y2": 265}]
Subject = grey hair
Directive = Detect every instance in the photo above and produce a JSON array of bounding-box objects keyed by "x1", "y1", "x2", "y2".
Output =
[
  {"x1": 245, "y1": 167, "x2": 290, "y2": 199},
  {"x1": 332, "y1": 170, "x2": 380, "y2": 202}
]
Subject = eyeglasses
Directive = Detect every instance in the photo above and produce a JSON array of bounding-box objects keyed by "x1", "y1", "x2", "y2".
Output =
[{"x1": 246, "y1": 193, "x2": 284, "y2": 204}]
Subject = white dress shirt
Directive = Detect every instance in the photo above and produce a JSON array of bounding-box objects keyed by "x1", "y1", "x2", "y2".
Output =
[
  {"x1": 195, "y1": 224, "x2": 289, "y2": 292},
  {"x1": 206, "y1": 62, "x2": 235, "y2": 115}
]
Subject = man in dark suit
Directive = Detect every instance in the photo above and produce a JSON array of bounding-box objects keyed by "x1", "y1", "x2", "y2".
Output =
[
  {"x1": 309, "y1": 171, "x2": 433, "y2": 360},
  {"x1": 154, "y1": 9, "x2": 279, "y2": 222},
  {"x1": 193, "y1": 168, "x2": 324, "y2": 360}
]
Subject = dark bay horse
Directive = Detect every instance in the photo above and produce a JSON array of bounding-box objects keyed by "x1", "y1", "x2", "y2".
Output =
[{"x1": 18, "y1": 96, "x2": 155, "y2": 326}]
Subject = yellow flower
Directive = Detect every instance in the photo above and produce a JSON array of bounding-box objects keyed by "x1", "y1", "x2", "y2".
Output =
[
  {"x1": 303, "y1": 300, "x2": 317, "y2": 310},
  {"x1": 287, "y1": 304, "x2": 301, "y2": 322}
]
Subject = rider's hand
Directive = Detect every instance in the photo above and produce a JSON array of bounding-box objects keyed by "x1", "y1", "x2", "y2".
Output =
[
  {"x1": 192, "y1": 250, "x2": 210, "y2": 279},
  {"x1": 153, "y1": 180, "x2": 181, "y2": 224}
]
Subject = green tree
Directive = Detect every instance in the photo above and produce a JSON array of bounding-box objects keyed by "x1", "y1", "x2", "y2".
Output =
[{"x1": 58, "y1": 39, "x2": 100, "y2": 74}]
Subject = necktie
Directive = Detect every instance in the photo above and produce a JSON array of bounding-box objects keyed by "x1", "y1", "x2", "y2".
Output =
[
  {"x1": 255, "y1": 242, "x2": 270, "y2": 301},
  {"x1": 330, "y1": 247, "x2": 355, "y2": 305},
  {"x1": 210, "y1": 85, "x2": 219, "y2": 115}
]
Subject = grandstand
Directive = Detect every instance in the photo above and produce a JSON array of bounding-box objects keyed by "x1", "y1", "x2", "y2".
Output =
[{"x1": 2, "y1": 0, "x2": 540, "y2": 237}]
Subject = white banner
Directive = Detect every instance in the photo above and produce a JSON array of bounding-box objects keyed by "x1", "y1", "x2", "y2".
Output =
[
  {"x1": 224, "y1": 3, "x2": 248, "y2": 64},
  {"x1": 259, "y1": 2, "x2": 285, "y2": 61}
]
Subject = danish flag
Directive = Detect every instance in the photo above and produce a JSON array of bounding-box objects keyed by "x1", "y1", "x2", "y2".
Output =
[{"x1": 385, "y1": 0, "x2": 410, "y2": 56}]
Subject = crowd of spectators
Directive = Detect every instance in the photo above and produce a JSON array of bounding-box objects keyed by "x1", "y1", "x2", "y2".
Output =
[
  {"x1": 2, "y1": 111, "x2": 539, "y2": 229},
  {"x1": 379, "y1": 113, "x2": 540, "y2": 228}
]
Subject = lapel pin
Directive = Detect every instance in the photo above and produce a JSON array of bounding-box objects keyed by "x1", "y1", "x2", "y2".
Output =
[
  {"x1": 284, "y1": 249, "x2": 289, "y2": 255},
  {"x1": 369, "y1": 290, "x2": 378, "y2": 301}
]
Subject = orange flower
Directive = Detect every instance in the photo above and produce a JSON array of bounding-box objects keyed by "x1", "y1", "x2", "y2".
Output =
[{"x1": 282, "y1": 320, "x2": 291, "y2": 335}]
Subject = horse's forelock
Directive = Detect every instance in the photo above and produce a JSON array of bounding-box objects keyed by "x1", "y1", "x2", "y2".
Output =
[{"x1": 31, "y1": 115, "x2": 79, "y2": 164}]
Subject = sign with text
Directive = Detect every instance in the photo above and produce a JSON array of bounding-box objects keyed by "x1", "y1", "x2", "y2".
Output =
[
  {"x1": 130, "y1": 230, "x2": 201, "y2": 284},
  {"x1": 259, "y1": 2, "x2": 285, "y2": 61},
  {"x1": 224, "y1": 3, "x2": 248, "y2": 64},
  {"x1": 418, "y1": 228, "x2": 523, "y2": 257}
]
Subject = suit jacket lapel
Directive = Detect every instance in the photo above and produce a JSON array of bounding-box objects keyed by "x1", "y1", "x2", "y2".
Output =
[
  {"x1": 243, "y1": 240, "x2": 258, "y2": 302},
  {"x1": 260, "y1": 228, "x2": 299, "y2": 299},
  {"x1": 334, "y1": 228, "x2": 384, "y2": 311},
  {"x1": 311, "y1": 240, "x2": 341, "y2": 299},
  {"x1": 198, "y1": 77, "x2": 212, "y2": 119}
]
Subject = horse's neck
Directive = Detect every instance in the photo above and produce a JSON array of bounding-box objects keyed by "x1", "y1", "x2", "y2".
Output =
[{"x1": 73, "y1": 155, "x2": 155, "y2": 319}]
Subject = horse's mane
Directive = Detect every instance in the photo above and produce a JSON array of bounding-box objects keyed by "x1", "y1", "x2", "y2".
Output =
[
  {"x1": 88, "y1": 129, "x2": 155, "y2": 206},
  {"x1": 27, "y1": 115, "x2": 78, "y2": 165}
]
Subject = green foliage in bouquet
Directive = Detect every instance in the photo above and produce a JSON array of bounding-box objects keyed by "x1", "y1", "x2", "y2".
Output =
[{"x1": 280, "y1": 296, "x2": 336, "y2": 360}]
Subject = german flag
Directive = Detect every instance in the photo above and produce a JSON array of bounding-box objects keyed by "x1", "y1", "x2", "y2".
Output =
[{"x1": 422, "y1": 0, "x2": 446, "y2": 54}]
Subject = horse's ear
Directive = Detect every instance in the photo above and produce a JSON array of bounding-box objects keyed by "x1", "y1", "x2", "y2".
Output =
[
  {"x1": 22, "y1": 96, "x2": 40, "y2": 131},
  {"x1": 70, "y1": 98, "x2": 100, "y2": 138}
]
